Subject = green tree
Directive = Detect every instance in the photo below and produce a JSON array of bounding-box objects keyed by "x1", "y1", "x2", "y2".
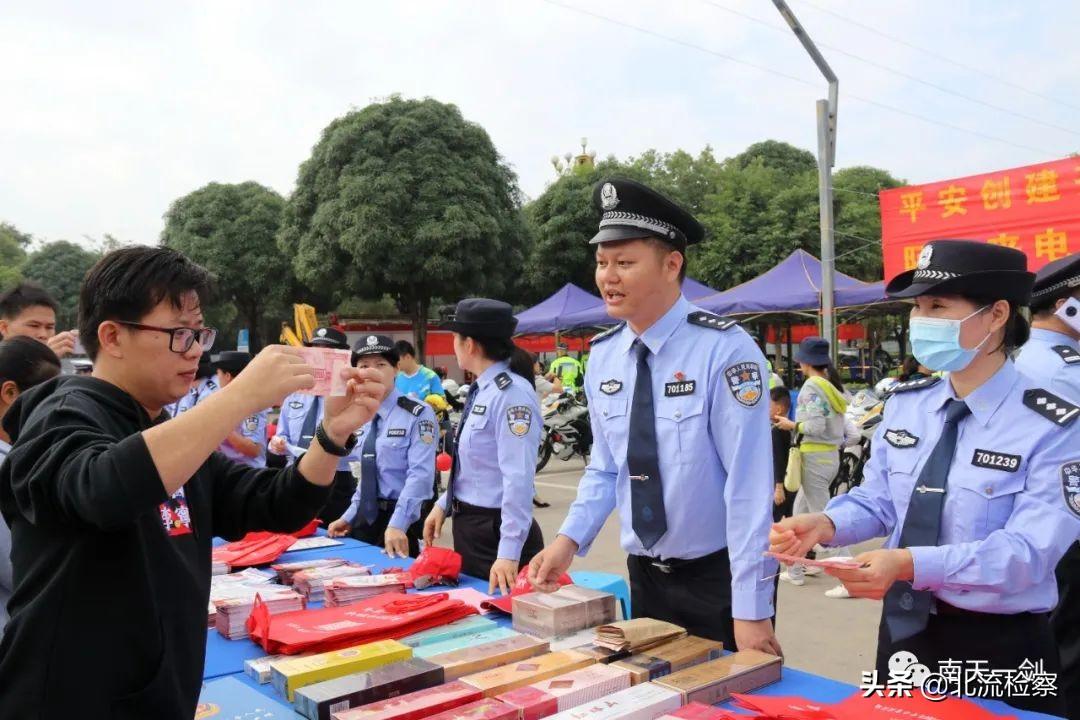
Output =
[
  {"x1": 732, "y1": 140, "x2": 817, "y2": 176},
  {"x1": 21, "y1": 241, "x2": 100, "y2": 328},
  {"x1": 279, "y1": 96, "x2": 529, "y2": 360},
  {"x1": 162, "y1": 181, "x2": 293, "y2": 351},
  {"x1": 0, "y1": 222, "x2": 32, "y2": 289}
]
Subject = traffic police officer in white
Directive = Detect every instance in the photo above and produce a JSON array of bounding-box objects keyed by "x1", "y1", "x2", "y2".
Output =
[
  {"x1": 773, "y1": 240, "x2": 1080, "y2": 716},
  {"x1": 328, "y1": 334, "x2": 437, "y2": 558},
  {"x1": 1015, "y1": 251, "x2": 1080, "y2": 719},
  {"x1": 425, "y1": 299, "x2": 544, "y2": 596},
  {"x1": 269, "y1": 326, "x2": 362, "y2": 523},
  {"x1": 529, "y1": 179, "x2": 781, "y2": 655},
  {"x1": 212, "y1": 351, "x2": 268, "y2": 469}
]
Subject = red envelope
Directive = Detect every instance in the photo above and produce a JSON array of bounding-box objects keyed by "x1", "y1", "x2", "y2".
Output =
[
  {"x1": 730, "y1": 694, "x2": 839, "y2": 720},
  {"x1": 828, "y1": 691, "x2": 1018, "y2": 720}
]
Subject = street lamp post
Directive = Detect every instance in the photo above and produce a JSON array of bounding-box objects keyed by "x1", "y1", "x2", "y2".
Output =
[{"x1": 772, "y1": 0, "x2": 839, "y2": 361}]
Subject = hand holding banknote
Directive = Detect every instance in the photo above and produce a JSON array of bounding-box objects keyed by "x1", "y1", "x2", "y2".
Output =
[
  {"x1": 228, "y1": 345, "x2": 318, "y2": 414},
  {"x1": 322, "y1": 365, "x2": 385, "y2": 443}
]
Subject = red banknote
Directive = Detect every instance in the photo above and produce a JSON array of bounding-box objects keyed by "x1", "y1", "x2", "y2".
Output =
[
  {"x1": 297, "y1": 346, "x2": 351, "y2": 396},
  {"x1": 765, "y1": 552, "x2": 864, "y2": 569}
]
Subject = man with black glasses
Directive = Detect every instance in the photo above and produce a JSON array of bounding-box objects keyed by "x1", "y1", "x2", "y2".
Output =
[{"x1": 0, "y1": 246, "x2": 386, "y2": 720}]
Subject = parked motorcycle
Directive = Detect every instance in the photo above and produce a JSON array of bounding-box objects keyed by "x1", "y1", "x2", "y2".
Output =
[
  {"x1": 536, "y1": 391, "x2": 592, "y2": 473},
  {"x1": 830, "y1": 387, "x2": 884, "y2": 497}
]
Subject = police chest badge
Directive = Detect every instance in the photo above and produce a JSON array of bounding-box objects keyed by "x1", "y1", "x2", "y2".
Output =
[
  {"x1": 507, "y1": 405, "x2": 533, "y2": 437},
  {"x1": 289, "y1": 400, "x2": 303, "y2": 410},
  {"x1": 418, "y1": 419, "x2": 436, "y2": 444},
  {"x1": 600, "y1": 379, "x2": 623, "y2": 395},
  {"x1": 724, "y1": 362, "x2": 762, "y2": 407},
  {"x1": 1063, "y1": 460, "x2": 1080, "y2": 518},
  {"x1": 243, "y1": 415, "x2": 259, "y2": 433},
  {"x1": 386, "y1": 428, "x2": 406, "y2": 437},
  {"x1": 884, "y1": 429, "x2": 918, "y2": 448}
]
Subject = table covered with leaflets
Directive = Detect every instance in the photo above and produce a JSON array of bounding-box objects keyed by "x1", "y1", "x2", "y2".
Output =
[{"x1": 200, "y1": 532, "x2": 1059, "y2": 719}]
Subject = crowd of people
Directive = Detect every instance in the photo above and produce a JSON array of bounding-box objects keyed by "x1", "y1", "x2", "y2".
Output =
[{"x1": 0, "y1": 177, "x2": 1078, "y2": 718}]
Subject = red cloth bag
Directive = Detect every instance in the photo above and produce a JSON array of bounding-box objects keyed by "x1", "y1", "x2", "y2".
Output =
[
  {"x1": 246, "y1": 590, "x2": 478, "y2": 654},
  {"x1": 212, "y1": 519, "x2": 322, "y2": 568}
]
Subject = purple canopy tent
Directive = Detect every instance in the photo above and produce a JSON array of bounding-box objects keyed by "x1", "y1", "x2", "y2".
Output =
[
  {"x1": 695, "y1": 249, "x2": 887, "y2": 316},
  {"x1": 514, "y1": 283, "x2": 604, "y2": 334}
]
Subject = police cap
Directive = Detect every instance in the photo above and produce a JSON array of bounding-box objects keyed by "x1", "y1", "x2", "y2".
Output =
[
  {"x1": 212, "y1": 350, "x2": 252, "y2": 374},
  {"x1": 885, "y1": 239, "x2": 1034, "y2": 306},
  {"x1": 589, "y1": 178, "x2": 704, "y2": 250},
  {"x1": 443, "y1": 298, "x2": 517, "y2": 338},
  {"x1": 306, "y1": 326, "x2": 349, "y2": 350},
  {"x1": 1031, "y1": 252, "x2": 1080, "y2": 311},
  {"x1": 351, "y1": 333, "x2": 400, "y2": 366}
]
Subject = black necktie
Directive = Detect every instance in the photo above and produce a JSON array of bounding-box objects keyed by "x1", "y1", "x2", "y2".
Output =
[
  {"x1": 884, "y1": 398, "x2": 971, "y2": 642},
  {"x1": 628, "y1": 340, "x2": 667, "y2": 550},
  {"x1": 298, "y1": 396, "x2": 322, "y2": 450},
  {"x1": 359, "y1": 414, "x2": 380, "y2": 525},
  {"x1": 445, "y1": 383, "x2": 479, "y2": 517}
]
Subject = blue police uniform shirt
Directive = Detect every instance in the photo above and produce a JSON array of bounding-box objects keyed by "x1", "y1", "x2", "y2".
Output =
[
  {"x1": 825, "y1": 360, "x2": 1080, "y2": 614},
  {"x1": 219, "y1": 410, "x2": 268, "y2": 469},
  {"x1": 558, "y1": 294, "x2": 777, "y2": 621},
  {"x1": 0, "y1": 439, "x2": 10, "y2": 629},
  {"x1": 168, "y1": 376, "x2": 218, "y2": 417},
  {"x1": 436, "y1": 359, "x2": 541, "y2": 561},
  {"x1": 1015, "y1": 327, "x2": 1080, "y2": 402},
  {"x1": 340, "y1": 389, "x2": 438, "y2": 530},
  {"x1": 273, "y1": 392, "x2": 362, "y2": 472},
  {"x1": 396, "y1": 366, "x2": 444, "y2": 402}
]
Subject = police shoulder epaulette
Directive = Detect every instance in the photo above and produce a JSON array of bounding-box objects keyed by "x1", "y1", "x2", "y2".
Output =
[
  {"x1": 1023, "y1": 388, "x2": 1080, "y2": 426},
  {"x1": 397, "y1": 395, "x2": 425, "y2": 416},
  {"x1": 888, "y1": 375, "x2": 942, "y2": 395},
  {"x1": 1052, "y1": 345, "x2": 1080, "y2": 365},
  {"x1": 687, "y1": 311, "x2": 737, "y2": 331},
  {"x1": 494, "y1": 372, "x2": 513, "y2": 391},
  {"x1": 589, "y1": 322, "x2": 625, "y2": 346}
]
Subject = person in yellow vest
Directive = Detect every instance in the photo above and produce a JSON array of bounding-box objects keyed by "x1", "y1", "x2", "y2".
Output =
[{"x1": 546, "y1": 343, "x2": 583, "y2": 392}]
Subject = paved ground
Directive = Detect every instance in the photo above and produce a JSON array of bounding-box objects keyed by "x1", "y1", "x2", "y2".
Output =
[{"x1": 447, "y1": 457, "x2": 884, "y2": 685}]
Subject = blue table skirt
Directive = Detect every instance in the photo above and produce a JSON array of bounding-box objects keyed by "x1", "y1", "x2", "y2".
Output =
[{"x1": 203, "y1": 539, "x2": 1061, "y2": 719}]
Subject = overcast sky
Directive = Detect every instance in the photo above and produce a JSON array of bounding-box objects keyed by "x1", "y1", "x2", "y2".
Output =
[{"x1": 3, "y1": 1, "x2": 1078, "y2": 249}]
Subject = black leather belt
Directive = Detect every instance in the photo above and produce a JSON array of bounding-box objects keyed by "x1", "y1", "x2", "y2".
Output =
[
  {"x1": 935, "y1": 600, "x2": 1047, "y2": 620},
  {"x1": 635, "y1": 547, "x2": 729, "y2": 574},
  {"x1": 452, "y1": 499, "x2": 500, "y2": 517}
]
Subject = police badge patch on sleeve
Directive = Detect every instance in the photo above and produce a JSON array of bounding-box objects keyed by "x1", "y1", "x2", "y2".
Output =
[
  {"x1": 507, "y1": 406, "x2": 533, "y2": 437},
  {"x1": 724, "y1": 362, "x2": 763, "y2": 407},
  {"x1": 884, "y1": 429, "x2": 919, "y2": 448},
  {"x1": 244, "y1": 416, "x2": 259, "y2": 432},
  {"x1": 1063, "y1": 461, "x2": 1080, "y2": 518},
  {"x1": 418, "y1": 419, "x2": 436, "y2": 444}
]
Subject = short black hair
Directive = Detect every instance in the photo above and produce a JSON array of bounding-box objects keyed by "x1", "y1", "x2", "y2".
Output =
[
  {"x1": 769, "y1": 386, "x2": 790, "y2": 405},
  {"x1": 78, "y1": 246, "x2": 213, "y2": 360},
  {"x1": 0, "y1": 282, "x2": 58, "y2": 320},
  {"x1": 394, "y1": 339, "x2": 416, "y2": 358},
  {"x1": 645, "y1": 238, "x2": 688, "y2": 282},
  {"x1": 0, "y1": 336, "x2": 61, "y2": 390}
]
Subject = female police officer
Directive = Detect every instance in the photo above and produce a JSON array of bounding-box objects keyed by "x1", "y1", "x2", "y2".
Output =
[
  {"x1": 423, "y1": 298, "x2": 544, "y2": 595},
  {"x1": 327, "y1": 335, "x2": 436, "y2": 558},
  {"x1": 771, "y1": 240, "x2": 1080, "y2": 716}
]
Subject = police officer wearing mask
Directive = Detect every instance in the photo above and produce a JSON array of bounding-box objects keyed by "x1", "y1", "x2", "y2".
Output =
[
  {"x1": 772, "y1": 240, "x2": 1080, "y2": 716},
  {"x1": 424, "y1": 299, "x2": 544, "y2": 596},
  {"x1": 529, "y1": 179, "x2": 781, "y2": 655},
  {"x1": 1015, "y1": 251, "x2": 1080, "y2": 718},
  {"x1": 327, "y1": 335, "x2": 437, "y2": 558},
  {"x1": 212, "y1": 351, "x2": 268, "y2": 469},
  {"x1": 269, "y1": 327, "x2": 362, "y2": 523}
]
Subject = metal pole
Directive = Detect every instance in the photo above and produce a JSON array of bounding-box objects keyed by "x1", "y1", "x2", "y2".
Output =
[
  {"x1": 772, "y1": 0, "x2": 839, "y2": 361},
  {"x1": 816, "y1": 98, "x2": 836, "y2": 354}
]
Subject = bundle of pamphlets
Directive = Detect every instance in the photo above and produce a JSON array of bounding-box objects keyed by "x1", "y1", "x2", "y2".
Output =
[
  {"x1": 325, "y1": 573, "x2": 411, "y2": 607},
  {"x1": 214, "y1": 585, "x2": 306, "y2": 640}
]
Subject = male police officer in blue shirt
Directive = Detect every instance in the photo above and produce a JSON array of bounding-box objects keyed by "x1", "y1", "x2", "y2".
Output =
[
  {"x1": 212, "y1": 351, "x2": 268, "y2": 469},
  {"x1": 1015, "y1": 251, "x2": 1080, "y2": 718},
  {"x1": 327, "y1": 335, "x2": 437, "y2": 558},
  {"x1": 529, "y1": 179, "x2": 781, "y2": 655},
  {"x1": 167, "y1": 353, "x2": 216, "y2": 417},
  {"x1": 268, "y1": 326, "x2": 362, "y2": 523}
]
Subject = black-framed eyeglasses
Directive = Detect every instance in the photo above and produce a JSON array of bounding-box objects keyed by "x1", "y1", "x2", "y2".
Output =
[{"x1": 117, "y1": 321, "x2": 217, "y2": 354}]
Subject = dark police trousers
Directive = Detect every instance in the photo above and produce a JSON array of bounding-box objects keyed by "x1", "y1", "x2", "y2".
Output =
[
  {"x1": 316, "y1": 470, "x2": 357, "y2": 526},
  {"x1": 627, "y1": 548, "x2": 736, "y2": 650},
  {"x1": 349, "y1": 500, "x2": 432, "y2": 558},
  {"x1": 876, "y1": 604, "x2": 1065, "y2": 717},
  {"x1": 1053, "y1": 541, "x2": 1080, "y2": 720},
  {"x1": 450, "y1": 500, "x2": 544, "y2": 580}
]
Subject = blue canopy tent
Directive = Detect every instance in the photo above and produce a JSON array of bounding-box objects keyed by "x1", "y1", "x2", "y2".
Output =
[{"x1": 514, "y1": 283, "x2": 603, "y2": 334}]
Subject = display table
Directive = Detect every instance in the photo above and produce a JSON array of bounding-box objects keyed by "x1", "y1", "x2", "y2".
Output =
[{"x1": 203, "y1": 538, "x2": 1061, "y2": 719}]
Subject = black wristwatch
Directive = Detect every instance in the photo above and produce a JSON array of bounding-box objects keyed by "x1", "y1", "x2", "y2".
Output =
[{"x1": 315, "y1": 423, "x2": 358, "y2": 457}]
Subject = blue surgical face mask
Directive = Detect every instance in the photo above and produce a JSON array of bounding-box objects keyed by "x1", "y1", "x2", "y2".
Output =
[{"x1": 909, "y1": 305, "x2": 991, "y2": 372}]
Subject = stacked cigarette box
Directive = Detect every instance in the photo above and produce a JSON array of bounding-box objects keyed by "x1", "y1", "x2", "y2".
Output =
[
  {"x1": 512, "y1": 587, "x2": 616, "y2": 639},
  {"x1": 293, "y1": 658, "x2": 445, "y2": 720},
  {"x1": 460, "y1": 650, "x2": 595, "y2": 697},
  {"x1": 330, "y1": 680, "x2": 483, "y2": 720},
  {"x1": 544, "y1": 683, "x2": 683, "y2": 720},
  {"x1": 651, "y1": 650, "x2": 782, "y2": 706},
  {"x1": 496, "y1": 663, "x2": 634, "y2": 720},
  {"x1": 270, "y1": 639, "x2": 412, "y2": 701},
  {"x1": 413, "y1": 627, "x2": 521, "y2": 660},
  {"x1": 610, "y1": 637, "x2": 723, "y2": 684},
  {"x1": 426, "y1": 632, "x2": 551, "y2": 681},
  {"x1": 425, "y1": 698, "x2": 519, "y2": 720},
  {"x1": 398, "y1": 616, "x2": 500, "y2": 648}
]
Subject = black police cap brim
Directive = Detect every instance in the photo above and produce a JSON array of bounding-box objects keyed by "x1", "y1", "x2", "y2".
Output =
[
  {"x1": 307, "y1": 337, "x2": 349, "y2": 350},
  {"x1": 352, "y1": 349, "x2": 399, "y2": 366},
  {"x1": 886, "y1": 268, "x2": 1034, "y2": 305},
  {"x1": 589, "y1": 225, "x2": 685, "y2": 248},
  {"x1": 442, "y1": 319, "x2": 518, "y2": 338}
]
